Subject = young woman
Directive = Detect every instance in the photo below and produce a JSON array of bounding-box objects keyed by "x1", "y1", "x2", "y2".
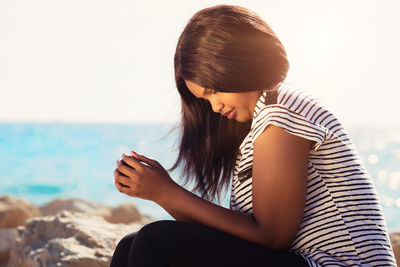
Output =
[{"x1": 110, "y1": 5, "x2": 397, "y2": 267}]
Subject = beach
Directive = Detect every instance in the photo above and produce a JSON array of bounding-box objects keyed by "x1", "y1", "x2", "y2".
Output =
[{"x1": 0, "y1": 195, "x2": 399, "y2": 266}]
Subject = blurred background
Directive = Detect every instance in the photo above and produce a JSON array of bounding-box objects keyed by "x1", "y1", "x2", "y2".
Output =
[{"x1": 0, "y1": 0, "x2": 399, "y2": 231}]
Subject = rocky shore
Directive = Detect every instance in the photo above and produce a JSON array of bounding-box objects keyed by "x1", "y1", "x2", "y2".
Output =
[
  {"x1": 0, "y1": 195, "x2": 154, "y2": 267},
  {"x1": 1, "y1": 195, "x2": 399, "y2": 266}
]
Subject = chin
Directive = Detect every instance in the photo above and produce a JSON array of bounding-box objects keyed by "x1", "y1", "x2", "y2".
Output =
[{"x1": 235, "y1": 115, "x2": 250, "y2": 123}]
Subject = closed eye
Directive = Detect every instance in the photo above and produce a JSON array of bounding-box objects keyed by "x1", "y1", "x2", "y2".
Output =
[{"x1": 206, "y1": 89, "x2": 217, "y2": 95}]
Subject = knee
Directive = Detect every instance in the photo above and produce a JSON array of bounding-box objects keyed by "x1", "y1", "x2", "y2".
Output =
[
  {"x1": 136, "y1": 220, "x2": 178, "y2": 239},
  {"x1": 110, "y1": 232, "x2": 137, "y2": 267},
  {"x1": 114, "y1": 232, "x2": 137, "y2": 252},
  {"x1": 127, "y1": 220, "x2": 178, "y2": 254}
]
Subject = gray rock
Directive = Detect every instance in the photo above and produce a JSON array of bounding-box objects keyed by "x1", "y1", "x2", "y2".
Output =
[
  {"x1": 8, "y1": 210, "x2": 143, "y2": 267},
  {"x1": 0, "y1": 228, "x2": 17, "y2": 264},
  {"x1": 0, "y1": 195, "x2": 41, "y2": 228}
]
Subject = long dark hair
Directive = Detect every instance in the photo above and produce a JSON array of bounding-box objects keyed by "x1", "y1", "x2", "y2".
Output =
[{"x1": 170, "y1": 5, "x2": 289, "y2": 202}]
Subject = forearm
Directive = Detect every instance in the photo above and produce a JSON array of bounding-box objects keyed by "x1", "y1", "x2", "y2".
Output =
[
  {"x1": 163, "y1": 206, "x2": 192, "y2": 222},
  {"x1": 156, "y1": 184, "x2": 268, "y2": 247}
]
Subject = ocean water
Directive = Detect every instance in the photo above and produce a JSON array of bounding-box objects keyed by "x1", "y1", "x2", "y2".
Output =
[{"x1": 0, "y1": 123, "x2": 399, "y2": 232}]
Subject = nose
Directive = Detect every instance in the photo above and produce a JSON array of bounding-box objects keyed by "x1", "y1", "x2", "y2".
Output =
[{"x1": 209, "y1": 96, "x2": 223, "y2": 113}]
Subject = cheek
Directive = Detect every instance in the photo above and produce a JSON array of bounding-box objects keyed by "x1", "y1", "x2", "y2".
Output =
[
  {"x1": 230, "y1": 97, "x2": 246, "y2": 107},
  {"x1": 218, "y1": 93, "x2": 247, "y2": 108}
]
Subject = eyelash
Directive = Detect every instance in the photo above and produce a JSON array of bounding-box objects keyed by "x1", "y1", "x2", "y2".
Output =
[{"x1": 210, "y1": 90, "x2": 217, "y2": 95}]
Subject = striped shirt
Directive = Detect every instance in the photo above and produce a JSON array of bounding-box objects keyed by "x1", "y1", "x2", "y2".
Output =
[{"x1": 230, "y1": 82, "x2": 397, "y2": 266}]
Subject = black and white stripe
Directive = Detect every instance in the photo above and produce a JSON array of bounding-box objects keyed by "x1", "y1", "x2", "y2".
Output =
[{"x1": 230, "y1": 83, "x2": 397, "y2": 266}]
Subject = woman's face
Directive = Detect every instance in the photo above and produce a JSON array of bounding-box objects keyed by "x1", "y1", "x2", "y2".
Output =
[{"x1": 184, "y1": 80, "x2": 264, "y2": 122}]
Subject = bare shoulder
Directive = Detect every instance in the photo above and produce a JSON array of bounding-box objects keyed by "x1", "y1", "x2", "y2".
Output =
[
  {"x1": 251, "y1": 124, "x2": 311, "y2": 249},
  {"x1": 254, "y1": 124, "x2": 312, "y2": 154}
]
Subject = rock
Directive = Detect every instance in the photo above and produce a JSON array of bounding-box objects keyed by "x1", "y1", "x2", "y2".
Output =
[
  {"x1": 0, "y1": 195, "x2": 41, "y2": 228},
  {"x1": 40, "y1": 198, "x2": 146, "y2": 225},
  {"x1": 105, "y1": 202, "x2": 142, "y2": 224},
  {"x1": 0, "y1": 228, "x2": 18, "y2": 264},
  {"x1": 390, "y1": 232, "x2": 400, "y2": 266},
  {"x1": 8, "y1": 210, "x2": 143, "y2": 267},
  {"x1": 39, "y1": 198, "x2": 111, "y2": 219}
]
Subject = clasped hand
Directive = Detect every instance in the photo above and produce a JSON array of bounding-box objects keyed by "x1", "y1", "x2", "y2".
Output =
[{"x1": 114, "y1": 152, "x2": 176, "y2": 203}]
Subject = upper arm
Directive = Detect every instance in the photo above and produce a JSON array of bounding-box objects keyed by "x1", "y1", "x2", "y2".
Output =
[{"x1": 252, "y1": 124, "x2": 311, "y2": 249}]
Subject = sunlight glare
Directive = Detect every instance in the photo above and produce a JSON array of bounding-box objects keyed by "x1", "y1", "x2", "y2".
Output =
[{"x1": 313, "y1": 28, "x2": 336, "y2": 54}]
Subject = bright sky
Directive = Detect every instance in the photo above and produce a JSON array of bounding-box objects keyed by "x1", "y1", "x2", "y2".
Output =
[{"x1": 0, "y1": 0, "x2": 399, "y2": 127}]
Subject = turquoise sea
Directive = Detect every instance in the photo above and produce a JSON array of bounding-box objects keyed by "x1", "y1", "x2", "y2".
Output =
[{"x1": 0, "y1": 123, "x2": 399, "y2": 232}]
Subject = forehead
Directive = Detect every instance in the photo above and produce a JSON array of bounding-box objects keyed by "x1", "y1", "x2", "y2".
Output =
[{"x1": 184, "y1": 80, "x2": 205, "y2": 98}]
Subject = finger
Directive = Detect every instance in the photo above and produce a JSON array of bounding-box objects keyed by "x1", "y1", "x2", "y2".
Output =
[
  {"x1": 114, "y1": 169, "x2": 139, "y2": 185},
  {"x1": 116, "y1": 181, "x2": 129, "y2": 189},
  {"x1": 117, "y1": 154, "x2": 137, "y2": 167},
  {"x1": 114, "y1": 170, "x2": 137, "y2": 188},
  {"x1": 121, "y1": 154, "x2": 147, "y2": 171},
  {"x1": 115, "y1": 181, "x2": 129, "y2": 193},
  {"x1": 114, "y1": 181, "x2": 140, "y2": 197},
  {"x1": 114, "y1": 169, "x2": 129, "y2": 187},
  {"x1": 130, "y1": 152, "x2": 161, "y2": 168},
  {"x1": 115, "y1": 181, "x2": 135, "y2": 195},
  {"x1": 116, "y1": 158, "x2": 137, "y2": 177}
]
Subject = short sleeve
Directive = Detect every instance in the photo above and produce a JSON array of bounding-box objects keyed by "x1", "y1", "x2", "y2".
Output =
[{"x1": 251, "y1": 105, "x2": 326, "y2": 152}]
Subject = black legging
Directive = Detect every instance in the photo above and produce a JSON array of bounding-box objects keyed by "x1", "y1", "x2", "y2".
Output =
[{"x1": 110, "y1": 220, "x2": 309, "y2": 267}]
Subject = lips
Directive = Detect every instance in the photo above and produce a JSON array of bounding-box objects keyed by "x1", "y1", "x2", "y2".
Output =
[
  {"x1": 222, "y1": 109, "x2": 235, "y2": 119},
  {"x1": 223, "y1": 109, "x2": 233, "y2": 116}
]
